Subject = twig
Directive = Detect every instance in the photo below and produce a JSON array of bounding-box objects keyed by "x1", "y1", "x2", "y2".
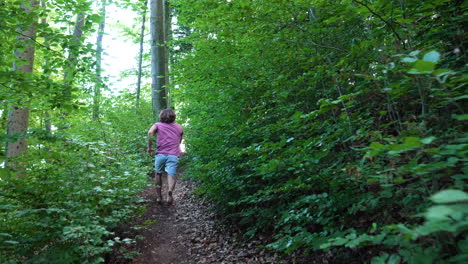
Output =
[
  {"x1": 309, "y1": 40, "x2": 345, "y2": 52},
  {"x1": 353, "y1": 0, "x2": 405, "y2": 48},
  {"x1": 0, "y1": 25, "x2": 62, "y2": 55},
  {"x1": 0, "y1": 82, "x2": 12, "y2": 90},
  {"x1": 0, "y1": 82, "x2": 26, "y2": 94},
  {"x1": 14, "y1": 29, "x2": 63, "y2": 55}
]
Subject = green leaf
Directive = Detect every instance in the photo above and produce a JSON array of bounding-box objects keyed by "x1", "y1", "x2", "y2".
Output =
[
  {"x1": 410, "y1": 60, "x2": 435, "y2": 73},
  {"x1": 403, "y1": 137, "x2": 421, "y2": 148},
  {"x1": 420, "y1": 136, "x2": 436, "y2": 144},
  {"x1": 371, "y1": 253, "x2": 389, "y2": 264},
  {"x1": 431, "y1": 190, "x2": 468, "y2": 203},
  {"x1": 425, "y1": 205, "x2": 454, "y2": 220},
  {"x1": 388, "y1": 254, "x2": 401, "y2": 264},
  {"x1": 409, "y1": 50, "x2": 421, "y2": 56},
  {"x1": 433, "y1": 69, "x2": 451, "y2": 77},
  {"x1": 452, "y1": 114, "x2": 468, "y2": 121},
  {"x1": 370, "y1": 142, "x2": 385, "y2": 150},
  {"x1": 452, "y1": 95, "x2": 468, "y2": 101},
  {"x1": 88, "y1": 14, "x2": 102, "y2": 23},
  {"x1": 401, "y1": 57, "x2": 417, "y2": 63},
  {"x1": 422, "y1": 51, "x2": 441, "y2": 63}
]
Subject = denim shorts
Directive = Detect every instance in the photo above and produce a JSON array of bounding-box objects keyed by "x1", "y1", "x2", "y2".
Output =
[{"x1": 155, "y1": 154, "x2": 179, "y2": 177}]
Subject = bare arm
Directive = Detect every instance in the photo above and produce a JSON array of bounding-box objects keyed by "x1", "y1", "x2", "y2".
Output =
[{"x1": 147, "y1": 124, "x2": 158, "y2": 155}]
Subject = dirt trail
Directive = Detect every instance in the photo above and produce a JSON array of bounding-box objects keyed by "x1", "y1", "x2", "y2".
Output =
[{"x1": 106, "y1": 175, "x2": 292, "y2": 264}]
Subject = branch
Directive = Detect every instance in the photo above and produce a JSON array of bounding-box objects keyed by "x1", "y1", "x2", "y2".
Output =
[
  {"x1": 0, "y1": 25, "x2": 62, "y2": 55},
  {"x1": 309, "y1": 40, "x2": 345, "y2": 52},
  {"x1": 353, "y1": 0, "x2": 404, "y2": 47},
  {"x1": 14, "y1": 29, "x2": 62, "y2": 55},
  {"x1": 0, "y1": 82, "x2": 11, "y2": 90},
  {"x1": 0, "y1": 82, "x2": 23, "y2": 94}
]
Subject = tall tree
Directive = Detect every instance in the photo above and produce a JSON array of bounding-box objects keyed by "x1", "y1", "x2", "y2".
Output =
[
  {"x1": 93, "y1": 0, "x2": 107, "y2": 120},
  {"x1": 163, "y1": 0, "x2": 171, "y2": 107},
  {"x1": 59, "y1": 10, "x2": 86, "y2": 128},
  {"x1": 150, "y1": 0, "x2": 167, "y2": 119},
  {"x1": 40, "y1": 0, "x2": 52, "y2": 133},
  {"x1": 6, "y1": 0, "x2": 39, "y2": 169},
  {"x1": 63, "y1": 12, "x2": 85, "y2": 101},
  {"x1": 136, "y1": 0, "x2": 148, "y2": 110}
]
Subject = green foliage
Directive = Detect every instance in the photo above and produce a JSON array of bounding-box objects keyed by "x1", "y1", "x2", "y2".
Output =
[
  {"x1": 0, "y1": 0, "x2": 101, "y2": 114},
  {"x1": 0, "y1": 93, "x2": 153, "y2": 263},
  {"x1": 0, "y1": 0, "x2": 155, "y2": 262},
  {"x1": 172, "y1": 0, "x2": 467, "y2": 262}
]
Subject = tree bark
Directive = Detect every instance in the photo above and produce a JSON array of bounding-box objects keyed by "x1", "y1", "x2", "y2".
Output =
[
  {"x1": 136, "y1": 0, "x2": 148, "y2": 110},
  {"x1": 41, "y1": 0, "x2": 52, "y2": 132},
  {"x1": 93, "y1": 0, "x2": 106, "y2": 120},
  {"x1": 150, "y1": 0, "x2": 167, "y2": 120},
  {"x1": 164, "y1": 0, "x2": 171, "y2": 108},
  {"x1": 164, "y1": 0, "x2": 173, "y2": 107},
  {"x1": 59, "y1": 11, "x2": 85, "y2": 129},
  {"x1": 63, "y1": 12, "x2": 85, "y2": 100},
  {"x1": 6, "y1": 0, "x2": 38, "y2": 170}
]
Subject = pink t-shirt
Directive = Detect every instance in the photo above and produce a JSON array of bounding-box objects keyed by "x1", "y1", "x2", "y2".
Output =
[{"x1": 155, "y1": 122, "x2": 183, "y2": 157}]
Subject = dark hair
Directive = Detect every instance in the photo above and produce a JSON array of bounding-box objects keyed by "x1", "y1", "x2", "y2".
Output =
[{"x1": 159, "y1": 109, "x2": 176, "y2": 123}]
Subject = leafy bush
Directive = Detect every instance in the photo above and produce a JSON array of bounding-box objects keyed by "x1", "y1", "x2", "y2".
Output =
[
  {"x1": 172, "y1": 0, "x2": 467, "y2": 263},
  {"x1": 0, "y1": 96, "x2": 153, "y2": 263}
]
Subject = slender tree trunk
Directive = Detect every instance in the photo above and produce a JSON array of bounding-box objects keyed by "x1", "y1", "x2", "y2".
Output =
[
  {"x1": 63, "y1": 12, "x2": 85, "y2": 100},
  {"x1": 163, "y1": 0, "x2": 171, "y2": 108},
  {"x1": 93, "y1": 0, "x2": 106, "y2": 120},
  {"x1": 150, "y1": 0, "x2": 167, "y2": 120},
  {"x1": 6, "y1": 0, "x2": 38, "y2": 170},
  {"x1": 43, "y1": 111, "x2": 51, "y2": 132},
  {"x1": 136, "y1": 0, "x2": 148, "y2": 110},
  {"x1": 59, "y1": 11, "x2": 85, "y2": 129},
  {"x1": 308, "y1": 8, "x2": 317, "y2": 20},
  {"x1": 41, "y1": 0, "x2": 52, "y2": 132},
  {"x1": 40, "y1": 0, "x2": 47, "y2": 28}
]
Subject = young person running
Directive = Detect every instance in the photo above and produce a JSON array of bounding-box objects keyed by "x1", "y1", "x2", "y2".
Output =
[{"x1": 147, "y1": 109, "x2": 183, "y2": 204}]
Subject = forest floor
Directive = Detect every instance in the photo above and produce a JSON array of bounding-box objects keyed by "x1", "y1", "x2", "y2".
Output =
[{"x1": 105, "y1": 173, "x2": 322, "y2": 264}]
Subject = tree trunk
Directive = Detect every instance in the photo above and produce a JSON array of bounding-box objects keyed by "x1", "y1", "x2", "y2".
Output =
[
  {"x1": 136, "y1": 0, "x2": 148, "y2": 110},
  {"x1": 150, "y1": 0, "x2": 167, "y2": 120},
  {"x1": 164, "y1": 0, "x2": 171, "y2": 108},
  {"x1": 6, "y1": 108, "x2": 30, "y2": 159},
  {"x1": 59, "y1": 11, "x2": 85, "y2": 129},
  {"x1": 93, "y1": 0, "x2": 106, "y2": 120},
  {"x1": 41, "y1": 0, "x2": 52, "y2": 133},
  {"x1": 63, "y1": 12, "x2": 85, "y2": 100},
  {"x1": 6, "y1": 0, "x2": 38, "y2": 170}
]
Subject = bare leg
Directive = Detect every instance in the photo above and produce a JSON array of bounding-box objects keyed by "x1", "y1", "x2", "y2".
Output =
[
  {"x1": 167, "y1": 175, "x2": 177, "y2": 204},
  {"x1": 155, "y1": 172, "x2": 163, "y2": 203}
]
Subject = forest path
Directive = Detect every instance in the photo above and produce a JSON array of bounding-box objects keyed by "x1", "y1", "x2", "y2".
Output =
[{"x1": 106, "y1": 174, "x2": 291, "y2": 264}]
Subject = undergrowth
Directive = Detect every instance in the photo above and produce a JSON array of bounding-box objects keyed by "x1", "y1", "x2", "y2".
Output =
[
  {"x1": 0, "y1": 95, "x2": 153, "y2": 263},
  {"x1": 172, "y1": 0, "x2": 467, "y2": 263}
]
